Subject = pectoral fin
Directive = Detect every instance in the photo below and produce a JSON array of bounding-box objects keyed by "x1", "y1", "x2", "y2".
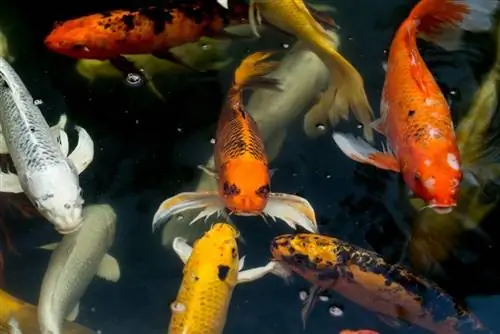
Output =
[
  {"x1": 172, "y1": 237, "x2": 192, "y2": 264},
  {"x1": 332, "y1": 132, "x2": 400, "y2": 172},
  {"x1": 263, "y1": 193, "x2": 318, "y2": 232},
  {"x1": 152, "y1": 192, "x2": 224, "y2": 233},
  {"x1": 238, "y1": 255, "x2": 246, "y2": 271},
  {"x1": 96, "y1": 253, "x2": 121, "y2": 282},
  {"x1": 66, "y1": 302, "x2": 79, "y2": 321},
  {"x1": 68, "y1": 126, "x2": 94, "y2": 174},
  {"x1": 0, "y1": 172, "x2": 23, "y2": 193},
  {"x1": 237, "y1": 261, "x2": 286, "y2": 284}
]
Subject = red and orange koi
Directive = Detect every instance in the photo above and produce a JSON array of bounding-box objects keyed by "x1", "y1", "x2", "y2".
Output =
[{"x1": 333, "y1": 0, "x2": 498, "y2": 213}]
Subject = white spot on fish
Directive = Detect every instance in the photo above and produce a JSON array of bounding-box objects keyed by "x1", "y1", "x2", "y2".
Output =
[
  {"x1": 428, "y1": 127, "x2": 441, "y2": 139},
  {"x1": 171, "y1": 301, "x2": 186, "y2": 313},
  {"x1": 423, "y1": 177, "x2": 435, "y2": 190},
  {"x1": 447, "y1": 153, "x2": 460, "y2": 170},
  {"x1": 424, "y1": 159, "x2": 431, "y2": 166},
  {"x1": 424, "y1": 98, "x2": 436, "y2": 106}
]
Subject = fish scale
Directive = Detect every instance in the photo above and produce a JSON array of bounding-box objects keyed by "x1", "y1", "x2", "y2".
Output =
[{"x1": 0, "y1": 59, "x2": 69, "y2": 175}]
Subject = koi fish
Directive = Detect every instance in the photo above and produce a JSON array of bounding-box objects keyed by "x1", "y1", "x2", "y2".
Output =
[
  {"x1": 168, "y1": 222, "x2": 285, "y2": 333},
  {"x1": 333, "y1": 0, "x2": 498, "y2": 213},
  {"x1": 270, "y1": 233, "x2": 486, "y2": 333},
  {"x1": 152, "y1": 52, "x2": 318, "y2": 234},
  {"x1": 0, "y1": 58, "x2": 94, "y2": 234},
  {"x1": 38, "y1": 204, "x2": 120, "y2": 334},
  {"x1": 44, "y1": 0, "x2": 248, "y2": 86},
  {"x1": 0, "y1": 289, "x2": 95, "y2": 334},
  {"x1": 409, "y1": 17, "x2": 500, "y2": 273},
  {"x1": 245, "y1": 0, "x2": 374, "y2": 140}
]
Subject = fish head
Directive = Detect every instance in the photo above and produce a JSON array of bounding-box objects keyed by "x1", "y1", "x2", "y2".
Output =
[
  {"x1": 28, "y1": 168, "x2": 84, "y2": 234},
  {"x1": 44, "y1": 15, "x2": 109, "y2": 59},
  {"x1": 194, "y1": 222, "x2": 240, "y2": 279},
  {"x1": 270, "y1": 234, "x2": 341, "y2": 282},
  {"x1": 404, "y1": 149, "x2": 462, "y2": 213},
  {"x1": 219, "y1": 160, "x2": 270, "y2": 214}
]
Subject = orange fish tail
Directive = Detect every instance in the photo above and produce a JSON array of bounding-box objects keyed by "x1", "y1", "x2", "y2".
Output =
[
  {"x1": 233, "y1": 51, "x2": 281, "y2": 92},
  {"x1": 408, "y1": 0, "x2": 498, "y2": 50}
]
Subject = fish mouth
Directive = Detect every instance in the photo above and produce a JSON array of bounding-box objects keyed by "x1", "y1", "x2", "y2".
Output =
[
  {"x1": 428, "y1": 204, "x2": 455, "y2": 214},
  {"x1": 55, "y1": 223, "x2": 82, "y2": 235}
]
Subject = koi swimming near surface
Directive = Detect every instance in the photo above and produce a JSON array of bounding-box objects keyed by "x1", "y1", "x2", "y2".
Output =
[{"x1": 152, "y1": 52, "x2": 318, "y2": 234}]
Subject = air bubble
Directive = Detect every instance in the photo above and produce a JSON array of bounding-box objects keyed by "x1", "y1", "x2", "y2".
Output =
[
  {"x1": 125, "y1": 73, "x2": 144, "y2": 87},
  {"x1": 171, "y1": 301, "x2": 186, "y2": 313},
  {"x1": 329, "y1": 305, "x2": 344, "y2": 317},
  {"x1": 299, "y1": 290, "x2": 308, "y2": 301},
  {"x1": 282, "y1": 43, "x2": 290, "y2": 49},
  {"x1": 201, "y1": 44, "x2": 211, "y2": 51},
  {"x1": 210, "y1": 138, "x2": 216, "y2": 144},
  {"x1": 316, "y1": 124, "x2": 327, "y2": 131},
  {"x1": 34, "y1": 99, "x2": 43, "y2": 105}
]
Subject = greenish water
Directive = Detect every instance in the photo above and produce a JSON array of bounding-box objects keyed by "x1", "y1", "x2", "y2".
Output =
[{"x1": 2, "y1": 0, "x2": 500, "y2": 333}]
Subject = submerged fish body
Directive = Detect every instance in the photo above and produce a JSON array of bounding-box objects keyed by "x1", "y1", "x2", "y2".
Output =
[
  {"x1": 409, "y1": 17, "x2": 500, "y2": 272},
  {"x1": 249, "y1": 0, "x2": 374, "y2": 140},
  {"x1": 45, "y1": 0, "x2": 247, "y2": 60},
  {"x1": 270, "y1": 234, "x2": 485, "y2": 333},
  {"x1": 333, "y1": 0, "x2": 498, "y2": 212},
  {"x1": 0, "y1": 58, "x2": 94, "y2": 234},
  {"x1": 169, "y1": 222, "x2": 280, "y2": 334},
  {"x1": 0, "y1": 289, "x2": 94, "y2": 334},
  {"x1": 38, "y1": 204, "x2": 120, "y2": 334},
  {"x1": 152, "y1": 53, "x2": 318, "y2": 234}
]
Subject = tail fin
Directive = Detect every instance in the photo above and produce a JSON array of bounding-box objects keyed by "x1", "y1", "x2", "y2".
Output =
[
  {"x1": 233, "y1": 52, "x2": 282, "y2": 91},
  {"x1": 410, "y1": 0, "x2": 498, "y2": 50},
  {"x1": 304, "y1": 53, "x2": 375, "y2": 141}
]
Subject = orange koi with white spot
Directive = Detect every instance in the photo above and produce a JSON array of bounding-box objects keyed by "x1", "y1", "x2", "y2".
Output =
[
  {"x1": 152, "y1": 52, "x2": 318, "y2": 233},
  {"x1": 333, "y1": 0, "x2": 498, "y2": 213}
]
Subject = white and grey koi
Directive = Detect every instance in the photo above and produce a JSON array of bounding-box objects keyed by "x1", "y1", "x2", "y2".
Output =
[{"x1": 0, "y1": 57, "x2": 94, "y2": 234}]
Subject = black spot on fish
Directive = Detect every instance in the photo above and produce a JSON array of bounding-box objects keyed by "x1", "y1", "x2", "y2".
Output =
[
  {"x1": 104, "y1": 23, "x2": 111, "y2": 29},
  {"x1": 121, "y1": 14, "x2": 135, "y2": 31},
  {"x1": 139, "y1": 7, "x2": 173, "y2": 35},
  {"x1": 287, "y1": 247, "x2": 296, "y2": 254},
  {"x1": 408, "y1": 110, "x2": 415, "y2": 117},
  {"x1": 231, "y1": 247, "x2": 237, "y2": 259},
  {"x1": 217, "y1": 265, "x2": 230, "y2": 281},
  {"x1": 71, "y1": 44, "x2": 87, "y2": 51},
  {"x1": 30, "y1": 127, "x2": 35, "y2": 133}
]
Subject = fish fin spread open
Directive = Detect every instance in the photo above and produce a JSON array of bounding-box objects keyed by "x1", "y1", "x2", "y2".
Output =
[
  {"x1": 173, "y1": 237, "x2": 193, "y2": 264},
  {"x1": 68, "y1": 126, "x2": 94, "y2": 175},
  {"x1": 0, "y1": 172, "x2": 23, "y2": 193},
  {"x1": 237, "y1": 261, "x2": 288, "y2": 284},
  {"x1": 66, "y1": 302, "x2": 79, "y2": 321},
  {"x1": 96, "y1": 253, "x2": 121, "y2": 282},
  {"x1": 370, "y1": 118, "x2": 386, "y2": 135},
  {"x1": 411, "y1": 0, "x2": 498, "y2": 51},
  {"x1": 238, "y1": 255, "x2": 246, "y2": 271},
  {"x1": 263, "y1": 193, "x2": 318, "y2": 232},
  {"x1": 332, "y1": 132, "x2": 400, "y2": 172},
  {"x1": 152, "y1": 192, "x2": 223, "y2": 232}
]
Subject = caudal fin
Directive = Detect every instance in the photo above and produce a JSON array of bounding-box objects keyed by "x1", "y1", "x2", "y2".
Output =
[
  {"x1": 233, "y1": 52, "x2": 283, "y2": 91},
  {"x1": 410, "y1": 0, "x2": 498, "y2": 50},
  {"x1": 303, "y1": 39, "x2": 375, "y2": 141}
]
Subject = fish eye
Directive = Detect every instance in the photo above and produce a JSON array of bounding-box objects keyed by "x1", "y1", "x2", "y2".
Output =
[
  {"x1": 256, "y1": 184, "x2": 270, "y2": 197},
  {"x1": 223, "y1": 182, "x2": 240, "y2": 196}
]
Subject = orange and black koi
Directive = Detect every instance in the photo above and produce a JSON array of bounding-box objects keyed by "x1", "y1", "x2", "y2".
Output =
[{"x1": 44, "y1": 0, "x2": 248, "y2": 85}]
